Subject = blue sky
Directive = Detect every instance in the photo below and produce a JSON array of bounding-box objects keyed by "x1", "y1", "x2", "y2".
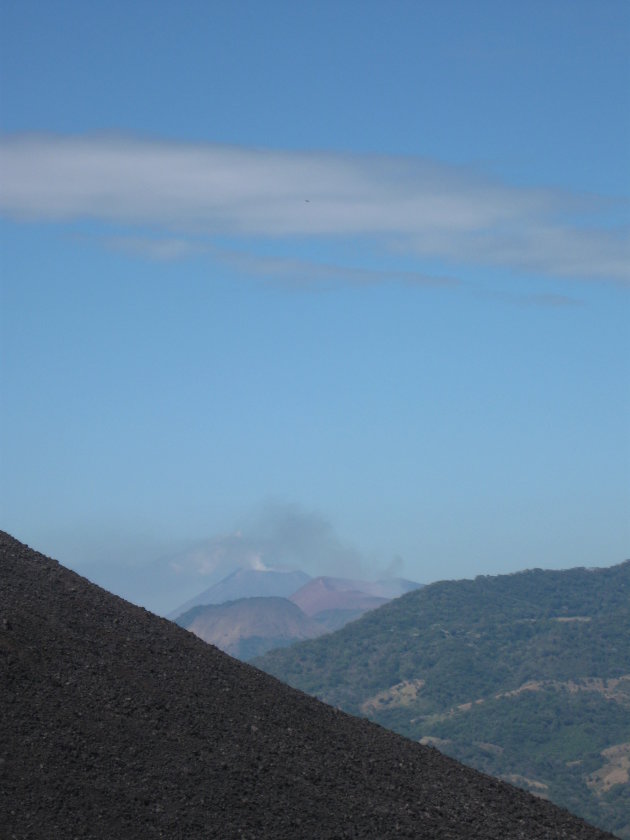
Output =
[{"x1": 1, "y1": 1, "x2": 629, "y2": 614}]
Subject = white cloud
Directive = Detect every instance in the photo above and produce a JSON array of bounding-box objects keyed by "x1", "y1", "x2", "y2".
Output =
[
  {"x1": 1, "y1": 133, "x2": 628, "y2": 283},
  {"x1": 106, "y1": 235, "x2": 209, "y2": 261},
  {"x1": 219, "y1": 250, "x2": 460, "y2": 290}
]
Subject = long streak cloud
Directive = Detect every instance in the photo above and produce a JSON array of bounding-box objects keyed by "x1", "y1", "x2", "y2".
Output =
[{"x1": 0, "y1": 134, "x2": 628, "y2": 282}]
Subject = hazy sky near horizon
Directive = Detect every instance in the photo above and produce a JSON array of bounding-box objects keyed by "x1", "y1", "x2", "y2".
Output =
[{"x1": 1, "y1": 1, "x2": 629, "y2": 613}]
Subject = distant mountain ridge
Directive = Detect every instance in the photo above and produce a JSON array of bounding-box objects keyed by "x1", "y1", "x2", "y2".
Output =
[
  {"x1": 168, "y1": 567, "x2": 311, "y2": 619},
  {"x1": 172, "y1": 567, "x2": 422, "y2": 658},
  {"x1": 256, "y1": 561, "x2": 630, "y2": 838},
  {"x1": 175, "y1": 596, "x2": 327, "y2": 659}
]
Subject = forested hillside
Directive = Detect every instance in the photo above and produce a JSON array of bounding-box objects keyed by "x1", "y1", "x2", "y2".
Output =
[{"x1": 256, "y1": 562, "x2": 630, "y2": 838}]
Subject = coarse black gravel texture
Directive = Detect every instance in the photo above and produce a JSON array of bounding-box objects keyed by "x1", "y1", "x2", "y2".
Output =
[{"x1": 0, "y1": 531, "x2": 617, "y2": 839}]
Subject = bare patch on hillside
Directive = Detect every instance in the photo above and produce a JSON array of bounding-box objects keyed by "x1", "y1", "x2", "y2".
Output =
[
  {"x1": 500, "y1": 773, "x2": 549, "y2": 799},
  {"x1": 499, "y1": 681, "x2": 544, "y2": 699},
  {"x1": 490, "y1": 675, "x2": 630, "y2": 707},
  {"x1": 587, "y1": 743, "x2": 630, "y2": 794},
  {"x1": 503, "y1": 774, "x2": 549, "y2": 798},
  {"x1": 474, "y1": 741, "x2": 504, "y2": 756},
  {"x1": 419, "y1": 735, "x2": 452, "y2": 748},
  {"x1": 361, "y1": 679, "x2": 425, "y2": 714},
  {"x1": 457, "y1": 698, "x2": 485, "y2": 711},
  {"x1": 568, "y1": 676, "x2": 630, "y2": 703},
  {"x1": 424, "y1": 675, "x2": 630, "y2": 725}
]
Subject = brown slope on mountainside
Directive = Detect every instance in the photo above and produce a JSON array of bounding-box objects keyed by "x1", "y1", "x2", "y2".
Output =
[
  {"x1": 0, "y1": 531, "x2": 615, "y2": 840},
  {"x1": 290, "y1": 576, "x2": 389, "y2": 617},
  {"x1": 179, "y1": 596, "x2": 327, "y2": 658}
]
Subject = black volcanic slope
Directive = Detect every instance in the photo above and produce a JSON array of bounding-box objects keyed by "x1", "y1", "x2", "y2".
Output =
[{"x1": 0, "y1": 533, "x2": 614, "y2": 840}]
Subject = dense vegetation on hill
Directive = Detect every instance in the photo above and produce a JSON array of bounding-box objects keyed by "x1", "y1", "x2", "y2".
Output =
[{"x1": 256, "y1": 562, "x2": 630, "y2": 838}]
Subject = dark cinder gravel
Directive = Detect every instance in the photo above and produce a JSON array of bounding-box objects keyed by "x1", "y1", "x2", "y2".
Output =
[{"x1": 0, "y1": 531, "x2": 616, "y2": 839}]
